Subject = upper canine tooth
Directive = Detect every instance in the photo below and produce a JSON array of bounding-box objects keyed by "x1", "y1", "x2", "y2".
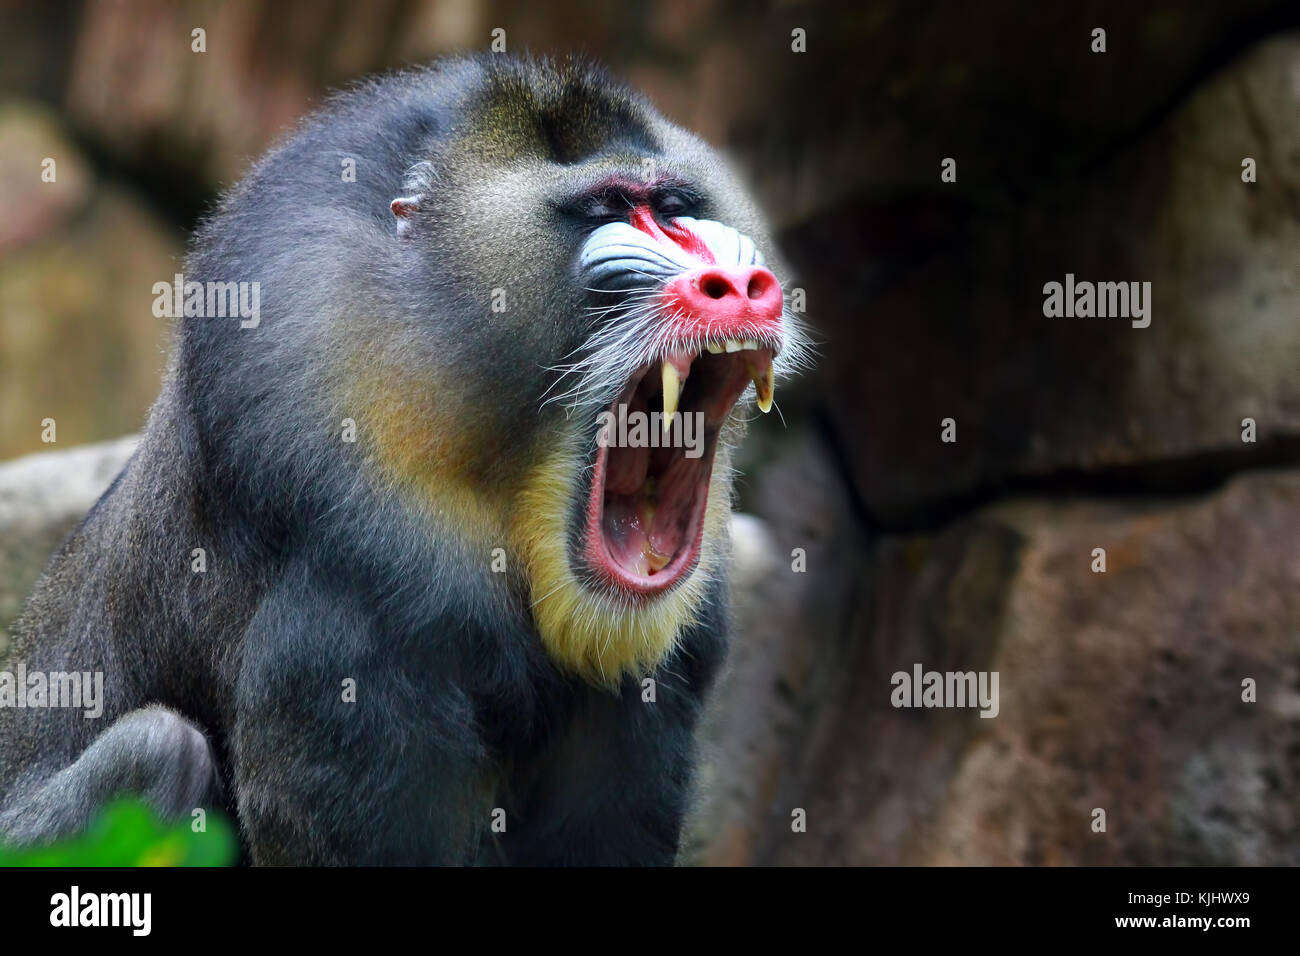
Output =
[
  {"x1": 724, "y1": 339, "x2": 742, "y2": 353},
  {"x1": 705, "y1": 341, "x2": 724, "y2": 354},
  {"x1": 748, "y1": 361, "x2": 775, "y2": 413},
  {"x1": 662, "y1": 360, "x2": 681, "y2": 423},
  {"x1": 741, "y1": 338, "x2": 758, "y2": 350}
]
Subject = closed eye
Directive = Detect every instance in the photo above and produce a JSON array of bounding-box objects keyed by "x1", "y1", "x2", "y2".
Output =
[
  {"x1": 562, "y1": 183, "x2": 702, "y2": 228},
  {"x1": 572, "y1": 187, "x2": 637, "y2": 224},
  {"x1": 585, "y1": 200, "x2": 624, "y2": 221},
  {"x1": 653, "y1": 192, "x2": 696, "y2": 220}
]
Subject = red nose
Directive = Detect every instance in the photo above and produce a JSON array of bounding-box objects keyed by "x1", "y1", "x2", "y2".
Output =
[{"x1": 661, "y1": 266, "x2": 783, "y2": 335}]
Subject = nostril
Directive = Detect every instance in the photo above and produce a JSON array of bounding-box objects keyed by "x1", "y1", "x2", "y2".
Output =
[
  {"x1": 699, "y1": 275, "x2": 731, "y2": 300},
  {"x1": 746, "y1": 272, "x2": 774, "y2": 300}
]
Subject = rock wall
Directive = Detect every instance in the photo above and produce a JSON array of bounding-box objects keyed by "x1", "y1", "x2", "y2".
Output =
[
  {"x1": 690, "y1": 32, "x2": 1300, "y2": 866},
  {"x1": 697, "y1": 439, "x2": 1299, "y2": 865}
]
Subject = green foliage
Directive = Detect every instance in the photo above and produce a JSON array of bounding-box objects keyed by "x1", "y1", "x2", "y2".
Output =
[{"x1": 0, "y1": 798, "x2": 236, "y2": 867}]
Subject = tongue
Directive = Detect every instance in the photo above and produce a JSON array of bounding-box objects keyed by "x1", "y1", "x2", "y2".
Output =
[{"x1": 602, "y1": 494, "x2": 661, "y2": 576}]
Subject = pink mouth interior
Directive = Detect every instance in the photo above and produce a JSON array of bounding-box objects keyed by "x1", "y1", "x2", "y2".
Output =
[{"x1": 585, "y1": 346, "x2": 774, "y2": 596}]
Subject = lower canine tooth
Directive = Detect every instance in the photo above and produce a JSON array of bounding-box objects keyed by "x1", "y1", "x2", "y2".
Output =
[
  {"x1": 645, "y1": 542, "x2": 672, "y2": 572},
  {"x1": 639, "y1": 490, "x2": 671, "y2": 572},
  {"x1": 749, "y1": 361, "x2": 775, "y2": 413}
]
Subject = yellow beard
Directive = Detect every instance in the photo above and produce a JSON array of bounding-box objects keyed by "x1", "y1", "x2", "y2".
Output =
[{"x1": 349, "y1": 354, "x2": 732, "y2": 690}]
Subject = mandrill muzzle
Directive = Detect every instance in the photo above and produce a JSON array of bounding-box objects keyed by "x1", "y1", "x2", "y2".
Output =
[{"x1": 574, "y1": 210, "x2": 786, "y2": 596}]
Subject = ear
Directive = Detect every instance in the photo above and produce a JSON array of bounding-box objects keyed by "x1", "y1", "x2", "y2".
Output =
[{"x1": 390, "y1": 195, "x2": 423, "y2": 235}]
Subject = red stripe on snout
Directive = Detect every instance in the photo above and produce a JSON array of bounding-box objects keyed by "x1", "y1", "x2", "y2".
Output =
[{"x1": 629, "y1": 205, "x2": 715, "y2": 264}]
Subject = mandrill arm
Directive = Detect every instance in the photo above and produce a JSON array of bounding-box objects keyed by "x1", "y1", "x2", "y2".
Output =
[{"x1": 231, "y1": 561, "x2": 494, "y2": 865}]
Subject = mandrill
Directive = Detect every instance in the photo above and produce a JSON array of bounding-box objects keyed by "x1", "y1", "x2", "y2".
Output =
[{"x1": 0, "y1": 55, "x2": 811, "y2": 864}]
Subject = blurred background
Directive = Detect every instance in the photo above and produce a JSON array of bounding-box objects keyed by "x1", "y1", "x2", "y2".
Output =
[{"x1": 1, "y1": 0, "x2": 1298, "y2": 865}]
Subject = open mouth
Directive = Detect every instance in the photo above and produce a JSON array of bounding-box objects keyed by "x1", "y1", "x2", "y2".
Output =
[{"x1": 584, "y1": 339, "x2": 776, "y2": 597}]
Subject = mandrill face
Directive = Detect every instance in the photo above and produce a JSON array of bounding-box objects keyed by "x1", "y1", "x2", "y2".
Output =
[
  {"x1": 270, "y1": 57, "x2": 812, "y2": 686},
  {"x1": 575, "y1": 210, "x2": 786, "y2": 596}
]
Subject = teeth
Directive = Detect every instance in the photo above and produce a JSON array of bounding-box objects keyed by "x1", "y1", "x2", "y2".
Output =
[
  {"x1": 661, "y1": 360, "x2": 680, "y2": 423},
  {"x1": 638, "y1": 481, "x2": 671, "y2": 573},
  {"x1": 706, "y1": 339, "x2": 764, "y2": 354},
  {"x1": 645, "y1": 542, "x2": 672, "y2": 573},
  {"x1": 662, "y1": 344, "x2": 776, "y2": 421},
  {"x1": 748, "y1": 361, "x2": 775, "y2": 413}
]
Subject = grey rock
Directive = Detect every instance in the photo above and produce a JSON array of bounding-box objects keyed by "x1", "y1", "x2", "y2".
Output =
[
  {"x1": 0, "y1": 435, "x2": 137, "y2": 654},
  {"x1": 755, "y1": 468, "x2": 1300, "y2": 865}
]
